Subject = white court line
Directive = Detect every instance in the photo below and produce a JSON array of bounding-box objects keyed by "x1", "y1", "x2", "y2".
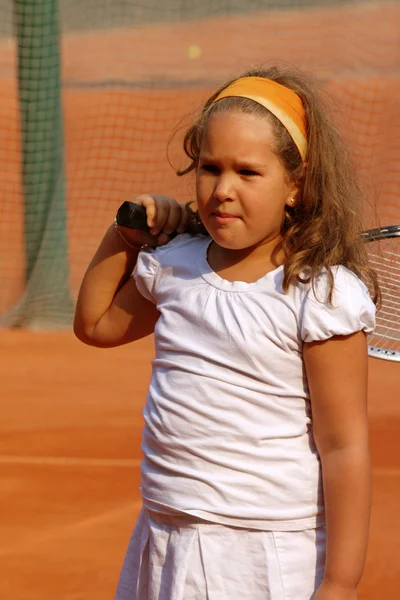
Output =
[
  {"x1": 372, "y1": 467, "x2": 400, "y2": 478},
  {"x1": 0, "y1": 500, "x2": 144, "y2": 557},
  {"x1": 0, "y1": 455, "x2": 141, "y2": 467}
]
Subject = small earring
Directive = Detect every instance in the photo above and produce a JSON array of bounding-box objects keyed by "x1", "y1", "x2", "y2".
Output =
[{"x1": 289, "y1": 198, "x2": 295, "y2": 204}]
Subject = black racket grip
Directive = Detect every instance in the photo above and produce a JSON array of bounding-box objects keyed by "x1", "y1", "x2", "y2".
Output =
[
  {"x1": 115, "y1": 200, "x2": 204, "y2": 237},
  {"x1": 116, "y1": 201, "x2": 150, "y2": 232}
]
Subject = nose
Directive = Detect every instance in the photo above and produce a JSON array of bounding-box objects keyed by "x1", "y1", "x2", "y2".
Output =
[{"x1": 212, "y1": 174, "x2": 235, "y2": 203}]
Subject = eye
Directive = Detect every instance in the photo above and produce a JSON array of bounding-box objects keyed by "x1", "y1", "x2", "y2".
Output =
[
  {"x1": 199, "y1": 164, "x2": 219, "y2": 174},
  {"x1": 240, "y1": 169, "x2": 259, "y2": 177}
]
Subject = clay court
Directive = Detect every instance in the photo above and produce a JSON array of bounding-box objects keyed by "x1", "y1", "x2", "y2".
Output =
[
  {"x1": 0, "y1": 2, "x2": 399, "y2": 598},
  {"x1": 0, "y1": 332, "x2": 399, "y2": 599}
]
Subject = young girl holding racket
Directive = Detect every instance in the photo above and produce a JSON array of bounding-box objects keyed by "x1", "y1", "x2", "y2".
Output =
[{"x1": 74, "y1": 67, "x2": 379, "y2": 600}]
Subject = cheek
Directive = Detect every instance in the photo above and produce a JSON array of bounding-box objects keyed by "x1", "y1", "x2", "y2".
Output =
[
  {"x1": 245, "y1": 183, "x2": 285, "y2": 213},
  {"x1": 195, "y1": 175, "x2": 211, "y2": 206}
]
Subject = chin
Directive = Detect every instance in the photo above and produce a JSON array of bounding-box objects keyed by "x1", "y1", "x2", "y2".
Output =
[{"x1": 209, "y1": 230, "x2": 251, "y2": 250}]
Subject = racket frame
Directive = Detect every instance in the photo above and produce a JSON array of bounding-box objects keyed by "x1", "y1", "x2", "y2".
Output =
[{"x1": 363, "y1": 224, "x2": 400, "y2": 362}]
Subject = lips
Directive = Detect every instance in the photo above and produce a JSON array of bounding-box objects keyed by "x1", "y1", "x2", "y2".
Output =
[
  {"x1": 212, "y1": 211, "x2": 239, "y2": 218},
  {"x1": 211, "y1": 211, "x2": 240, "y2": 226}
]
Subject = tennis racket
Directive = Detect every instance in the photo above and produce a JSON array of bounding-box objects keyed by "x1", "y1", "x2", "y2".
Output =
[
  {"x1": 116, "y1": 202, "x2": 400, "y2": 362},
  {"x1": 362, "y1": 225, "x2": 400, "y2": 362},
  {"x1": 116, "y1": 201, "x2": 152, "y2": 232}
]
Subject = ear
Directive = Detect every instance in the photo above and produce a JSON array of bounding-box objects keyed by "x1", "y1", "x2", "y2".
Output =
[{"x1": 285, "y1": 184, "x2": 299, "y2": 208}]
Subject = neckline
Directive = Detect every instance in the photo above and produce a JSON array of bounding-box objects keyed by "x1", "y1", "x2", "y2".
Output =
[{"x1": 197, "y1": 237, "x2": 284, "y2": 292}]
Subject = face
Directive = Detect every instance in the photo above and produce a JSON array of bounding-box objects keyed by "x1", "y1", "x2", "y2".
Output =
[{"x1": 196, "y1": 110, "x2": 296, "y2": 253}]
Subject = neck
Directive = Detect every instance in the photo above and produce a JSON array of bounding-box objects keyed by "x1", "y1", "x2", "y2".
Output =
[
  {"x1": 208, "y1": 235, "x2": 286, "y2": 283},
  {"x1": 211, "y1": 235, "x2": 285, "y2": 269}
]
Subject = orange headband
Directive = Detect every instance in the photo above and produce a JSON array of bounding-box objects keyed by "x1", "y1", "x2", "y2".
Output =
[{"x1": 212, "y1": 76, "x2": 308, "y2": 162}]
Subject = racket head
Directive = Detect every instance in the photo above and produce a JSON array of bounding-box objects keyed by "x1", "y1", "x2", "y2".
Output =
[{"x1": 363, "y1": 225, "x2": 400, "y2": 362}]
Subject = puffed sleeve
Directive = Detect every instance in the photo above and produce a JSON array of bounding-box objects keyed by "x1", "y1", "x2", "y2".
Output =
[
  {"x1": 133, "y1": 247, "x2": 159, "y2": 304},
  {"x1": 300, "y1": 266, "x2": 376, "y2": 343}
]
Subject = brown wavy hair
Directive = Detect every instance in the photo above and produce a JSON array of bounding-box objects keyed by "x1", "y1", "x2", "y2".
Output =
[{"x1": 177, "y1": 66, "x2": 380, "y2": 305}]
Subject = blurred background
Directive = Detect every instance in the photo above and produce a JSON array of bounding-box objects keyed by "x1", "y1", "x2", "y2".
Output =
[
  {"x1": 1, "y1": 0, "x2": 399, "y2": 328},
  {"x1": 0, "y1": 0, "x2": 399, "y2": 598}
]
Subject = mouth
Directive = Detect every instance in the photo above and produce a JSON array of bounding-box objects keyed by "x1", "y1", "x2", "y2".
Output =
[
  {"x1": 212, "y1": 211, "x2": 240, "y2": 219},
  {"x1": 211, "y1": 212, "x2": 240, "y2": 225}
]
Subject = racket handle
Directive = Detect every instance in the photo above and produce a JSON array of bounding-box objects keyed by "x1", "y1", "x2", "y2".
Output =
[
  {"x1": 116, "y1": 201, "x2": 151, "y2": 232},
  {"x1": 115, "y1": 200, "x2": 205, "y2": 237}
]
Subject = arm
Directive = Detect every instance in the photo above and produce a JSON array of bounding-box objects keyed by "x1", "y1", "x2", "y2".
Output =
[
  {"x1": 74, "y1": 194, "x2": 188, "y2": 348},
  {"x1": 303, "y1": 331, "x2": 371, "y2": 600},
  {"x1": 73, "y1": 224, "x2": 160, "y2": 347}
]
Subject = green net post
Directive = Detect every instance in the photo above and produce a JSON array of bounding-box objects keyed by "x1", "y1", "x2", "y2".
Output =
[{"x1": 1, "y1": 0, "x2": 74, "y2": 328}]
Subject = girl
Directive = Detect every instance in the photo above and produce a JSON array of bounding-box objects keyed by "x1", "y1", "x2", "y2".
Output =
[{"x1": 74, "y1": 67, "x2": 379, "y2": 600}]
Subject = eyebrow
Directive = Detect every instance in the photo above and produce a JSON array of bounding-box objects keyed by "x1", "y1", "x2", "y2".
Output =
[
  {"x1": 238, "y1": 162, "x2": 267, "y2": 170},
  {"x1": 199, "y1": 155, "x2": 267, "y2": 170}
]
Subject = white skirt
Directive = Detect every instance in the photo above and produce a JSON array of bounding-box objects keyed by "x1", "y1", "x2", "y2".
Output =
[{"x1": 115, "y1": 508, "x2": 326, "y2": 600}]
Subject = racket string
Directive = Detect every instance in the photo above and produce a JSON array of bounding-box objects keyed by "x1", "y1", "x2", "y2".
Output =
[{"x1": 367, "y1": 239, "x2": 400, "y2": 357}]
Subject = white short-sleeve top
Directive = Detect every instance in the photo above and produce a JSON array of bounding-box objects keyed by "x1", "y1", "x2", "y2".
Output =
[{"x1": 134, "y1": 234, "x2": 375, "y2": 531}]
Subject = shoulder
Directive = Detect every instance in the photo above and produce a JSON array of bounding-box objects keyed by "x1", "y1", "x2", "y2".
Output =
[
  {"x1": 310, "y1": 265, "x2": 372, "y2": 303},
  {"x1": 299, "y1": 266, "x2": 376, "y2": 343},
  {"x1": 134, "y1": 234, "x2": 209, "y2": 303},
  {"x1": 142, "y1": 233, "x2": 209, "y2": 266}
]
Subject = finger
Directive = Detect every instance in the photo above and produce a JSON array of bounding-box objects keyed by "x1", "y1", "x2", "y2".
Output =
[
  {"x1": 163, "y1": 200, "x2": 183, "y2": 235},
  {"x1": 151, "y1": 198, "x2": 169, "y2": 235},
  {"x1": 157, "y1": 232, "x2": 172, "y2": 246},
  {"x1": 135, "y1": 194, "x2": 180, "y2": 236},
  {"x1": 151, "y1": 194, "x2": 182, "y2": 235},
  {"x1": 135, "y1": 194, "x2": 157, "y2": 228},
  {"x1": 176, "y1": 204, "x2": 190, "y2": 234},
  {"x1": 136, "y1": 194, "x2": 168, "y2": 234}
]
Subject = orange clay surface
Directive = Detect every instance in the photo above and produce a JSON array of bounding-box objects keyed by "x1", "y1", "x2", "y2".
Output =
[
  {"x1": 0, "y1": 3, "x2": 399, "y2": 597},
  {"x1": 0, "y1": 330, "x2": 399, "y2": 599}
]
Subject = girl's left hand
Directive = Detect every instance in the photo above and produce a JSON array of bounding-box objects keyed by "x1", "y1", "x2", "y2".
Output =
[{"x1": 314, "y1": 581, "x2": 358, "y2": 600}]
